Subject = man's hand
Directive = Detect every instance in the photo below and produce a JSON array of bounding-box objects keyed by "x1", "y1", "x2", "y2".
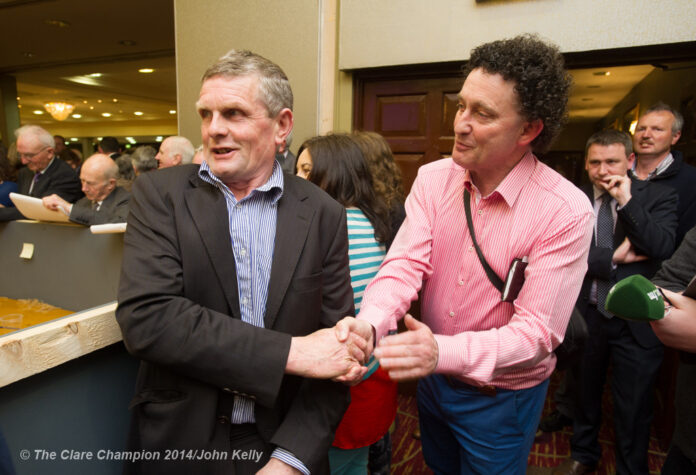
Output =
[
  {"x1": 286, "y1": 327, "x2": 368, "y2": 380},
  {"x1": 613, "y1": 237, "x2": 648, "y2": 264},
  {"x1": 257, "y1": 457, "x2": 302, "y2": 475},
  {"x1": 42, "y1": 194, "x2": 72, "y2": 215},
  {"x1": 373, "y1": 314, "x2": 438, "y2": 380},
  {"x1": 601, "y1": 174, "x2": 631, "y2": 207},
  {"x1": 332, "y1": 316, "x2": 375, "y2": 384}
]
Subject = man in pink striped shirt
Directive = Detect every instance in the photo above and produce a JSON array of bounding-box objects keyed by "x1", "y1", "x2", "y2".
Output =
[{"x1": 337, "y1": 35, "x2": 594, "y2": 473}]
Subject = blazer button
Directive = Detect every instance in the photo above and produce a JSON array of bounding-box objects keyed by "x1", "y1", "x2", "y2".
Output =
[{"x1": 217, "y1": 415, "x2": 230, "y2": 424}]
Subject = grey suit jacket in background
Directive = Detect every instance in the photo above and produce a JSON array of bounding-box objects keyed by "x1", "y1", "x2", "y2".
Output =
[
  {"x1": 116, "y1": 164, "x2": 354, "y2": 474},
  {"x1": 69, "y1": 186, "x2": 130, "y2": 225}
]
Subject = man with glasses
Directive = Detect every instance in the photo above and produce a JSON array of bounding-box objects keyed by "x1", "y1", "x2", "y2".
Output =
[{"x1": 0, "y1": 125, "x2": 82, "y2": 221}]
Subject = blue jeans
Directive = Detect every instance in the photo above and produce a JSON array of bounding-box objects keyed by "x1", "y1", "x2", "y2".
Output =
[{"x1": 417, "y1": 374, "x2": 548, "y2": 474}]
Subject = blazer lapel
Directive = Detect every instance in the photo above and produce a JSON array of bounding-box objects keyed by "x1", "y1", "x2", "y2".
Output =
[
  {"x1": 264, "y1": 179, "x2": 313, "y2": 329},
  {"x1": 184, "y1": 175, "x2": 241, "y2": 319}
]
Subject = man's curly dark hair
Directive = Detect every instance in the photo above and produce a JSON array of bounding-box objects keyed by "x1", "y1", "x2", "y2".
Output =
[{"x1": 463, "y1": 34, "x2": 572, "y2": 154}]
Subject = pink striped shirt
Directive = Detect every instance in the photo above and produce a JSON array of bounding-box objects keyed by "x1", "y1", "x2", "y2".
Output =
[{"x1": 359, "y1": 153, "x2": 594, "y2": 389}]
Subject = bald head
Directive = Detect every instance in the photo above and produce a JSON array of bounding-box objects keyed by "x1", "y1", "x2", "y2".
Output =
[
  {"x1": 156, "y1": 136, "x2": 195, "y2": 168},
  {"x1": 80, "y1": 153, "x2": 118, "y2": 202}
]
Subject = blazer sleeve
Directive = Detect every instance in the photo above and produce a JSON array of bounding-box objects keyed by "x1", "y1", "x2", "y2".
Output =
[
  {"x1": 70, "y1": 187, "x2": 131, "y2": 225},
  {"x1": 618, "y1": 183, "x2": 678, "y2": 260}
]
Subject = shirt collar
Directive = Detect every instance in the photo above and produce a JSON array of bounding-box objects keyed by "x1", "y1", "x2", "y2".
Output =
[
  {"x1": 37, "y1": 157, "x2": 56, "y2": 175},
  {"x1": 632, "y1": 152, "x2": 674, "y2": 180},
  {"x1": 463, "y1": 151, "x2": 536, "y2": 207},
  {"x1": 198, "y1": 159, "x2": 284, "y2": 204}
]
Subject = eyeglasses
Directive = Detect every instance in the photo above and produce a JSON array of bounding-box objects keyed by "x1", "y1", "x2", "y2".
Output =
[{"x1": 19, "y1": 147, "x2": 50, "y2": 160}]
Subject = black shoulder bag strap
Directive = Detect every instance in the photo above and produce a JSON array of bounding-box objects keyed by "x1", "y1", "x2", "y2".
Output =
[{"x1": 464, "y1": 189, "x2": 504, "y2": 292}]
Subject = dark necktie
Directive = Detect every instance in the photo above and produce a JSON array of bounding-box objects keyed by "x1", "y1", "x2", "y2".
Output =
[
  {"x1": 596, "y1": 194, "x2": 614, "y2": 318},
  {"x1": 29, "y1": 173, "x2": 40, "y2": 196}
]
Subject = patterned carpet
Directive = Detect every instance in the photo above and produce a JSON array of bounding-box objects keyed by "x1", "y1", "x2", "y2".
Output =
[{"x1": 389, "y1": 375, "x2": 667, "y2": 474}]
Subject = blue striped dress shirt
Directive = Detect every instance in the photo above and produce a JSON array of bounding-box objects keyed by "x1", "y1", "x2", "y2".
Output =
[{"x1": 198, "y1": 160, "x2": 309, "y2": 474}]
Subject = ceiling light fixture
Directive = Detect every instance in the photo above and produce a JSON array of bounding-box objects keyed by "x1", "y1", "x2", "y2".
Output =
[
  {"x1": 138, "y1": 68, "x2": 154, "y2": 74},
  {"x1": 88, "y1": 73, "x2": 102, "y2": 78},
  {"x1": 169, "y1": 110, "x2": 177, "y2": 114},
  {"x1": 72, "y1": 114, "x2": 82, "y2": 119},
  {"x1": 44, "y1": 102, "x2": 75, "y2": 120},
  {"x1": 33, "y1": 110, "x2": 44, "y2": 115},
  {"x1": 592, "y1": 71, "x2": 611, "y2": 76},
  {"x1": 134, "y1": 111, "x2": 143, "y2": 116},
  {"x1": 126, "y1": 137, "x2": 137, "y2": 144},
  {"x1": 101, "y1": 112, "x2": 112, "y2": 117},
  {"x1": 156, "y1": 136, "x2": 163, "y2": 142}
]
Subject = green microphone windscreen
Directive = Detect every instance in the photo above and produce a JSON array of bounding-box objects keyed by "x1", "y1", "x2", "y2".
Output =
[{"x1": 605, "y1": 274, "x2": 665, "y2": 321}]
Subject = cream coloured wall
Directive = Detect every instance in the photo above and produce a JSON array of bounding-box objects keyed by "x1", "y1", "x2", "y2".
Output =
[
  {"x1": 174, "y1": 0, "x2": 327, "y2": 152},
  {"x1": 339, "y1": 0, "x2": 696, "y2": 69}
]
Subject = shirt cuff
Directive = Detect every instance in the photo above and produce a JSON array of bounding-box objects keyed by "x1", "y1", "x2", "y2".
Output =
[
  {"x1": 357, "y1": 304, "x2": 397, "y2": 342},
  {"x1": 272, "y1": 448, "x2": 310, "y2": 475}
]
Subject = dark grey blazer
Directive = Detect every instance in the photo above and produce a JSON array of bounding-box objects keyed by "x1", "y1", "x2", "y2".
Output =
[
  {"x1": 69, "y1": 186, "x2": 130, "y2": 225},
  {"x1": 116, "y1": 164, "x2": 353, "y2": 474}
]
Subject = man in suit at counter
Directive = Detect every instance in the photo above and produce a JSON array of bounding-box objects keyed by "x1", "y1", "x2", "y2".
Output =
[
  {"x1": 0, "y1": 125, "x2": 82, "y2": 222},
  {"x1": 42, "y1": 153, "x2": 130, "y2": 225},
  {"x1": 117, "y1": 49, "x2": 367, "y2": 475}
]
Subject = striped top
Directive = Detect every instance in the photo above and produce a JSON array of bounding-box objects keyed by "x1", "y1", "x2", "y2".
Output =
[
  {"x1": 346, "y1": 207, "x2": 387, "y2": 313},
  {"x1": 359, "y1": 153, "x2": 594, "y2": 389}
]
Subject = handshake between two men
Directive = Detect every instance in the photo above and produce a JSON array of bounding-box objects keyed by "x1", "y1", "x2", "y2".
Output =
[{"x1": 285, "y1": 314, "x2": 439, "y2": 384}]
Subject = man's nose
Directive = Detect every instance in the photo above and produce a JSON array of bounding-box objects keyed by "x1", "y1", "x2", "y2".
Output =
[
  {"x1": 453, "y1": 112, "x2": 472, "y2": 135},
  {"x1": 208, "y1": 113, "x2": 228, "y2": 136}
]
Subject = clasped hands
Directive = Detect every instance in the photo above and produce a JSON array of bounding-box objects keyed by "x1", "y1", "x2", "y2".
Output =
[{"x1": 286, "y1": 314, "x2": 438, "y2": 383}]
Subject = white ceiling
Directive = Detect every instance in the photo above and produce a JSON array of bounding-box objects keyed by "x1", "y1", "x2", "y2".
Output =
[{"x1": 0, "y1": 0, "x2": 680, "y2": 137}]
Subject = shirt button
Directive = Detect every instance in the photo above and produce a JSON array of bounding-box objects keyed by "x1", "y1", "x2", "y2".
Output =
[
  {"x1": 458, "y1": 280, "x2": 464, "y2": 286},
  {"x1": 477, "y1": 209, "x2": 483, "y2": 215},
  {"x1": 468, "y1": 246, "x2": 474, "y2": 251},
  {"x1": 449, "y1": 311, "x2": 455, "y2": 317}
]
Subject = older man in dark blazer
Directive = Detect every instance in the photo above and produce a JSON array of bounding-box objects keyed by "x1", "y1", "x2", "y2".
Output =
[
  {"x1": 116, "y1": 50, "x2": 366, "y2": 475},
  {"x1": 0, "y1": 125, "x2": 82, "y2": 221},
  {"x1": 42, "y1": 153, "x2": 130, "y2": 225},
  {"x1": 555, "y1": 129, "x2": 678, "y2": 475}
]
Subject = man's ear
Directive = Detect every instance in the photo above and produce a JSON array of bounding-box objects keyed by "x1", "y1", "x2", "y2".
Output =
[
  {"x1": 516, "y1": 119, "x2": 543, "y2": 147},
  {"x1": 671, "y1": 130, "x2": 682, "y2": 145},
  {"x1": 275, "y1": 108, "x2": 293, "y2": 149},
  {"x1": 518, "y1": 119, "x2": 544, "y2": 147}
]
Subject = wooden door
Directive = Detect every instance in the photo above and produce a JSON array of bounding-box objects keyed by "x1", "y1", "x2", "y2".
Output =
[{"x1": 354, "y1": 73, "x2": 464, "y2": 193}]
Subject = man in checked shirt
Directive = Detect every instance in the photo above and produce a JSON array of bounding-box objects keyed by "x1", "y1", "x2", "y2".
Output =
[{"x1": 337, "y1": 34, "x2": 595, "y2": 474}]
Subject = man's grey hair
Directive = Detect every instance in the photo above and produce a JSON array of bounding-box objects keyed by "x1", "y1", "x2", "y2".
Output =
[
  {"x1": 131, "y1": 145, "x2": 158, "y2": 173},
  {"x1": 15, "y1": 125, "x2": 55, "y2": 149},
  {"x1": 165, "y1": 136, "x2": 195, "y2": 164},
  {"x1": 643, "y1": 101, "x2": 684, "y2": 135},
  {"x1": 202, "y1": 49, "x2": 293, "y2": 117}
]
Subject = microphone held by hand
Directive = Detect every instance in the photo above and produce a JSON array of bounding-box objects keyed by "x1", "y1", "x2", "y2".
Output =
[{"x1": 605, "y1": 274, "x2": 665, "y2": 321}]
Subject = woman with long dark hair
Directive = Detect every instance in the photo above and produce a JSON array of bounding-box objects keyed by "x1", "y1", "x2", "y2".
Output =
[
  {"x1": 0, "y1": 144, "x2": 18, "y2": 208},
  {"x1": 296, "y1": 133, "x2": 397, "y2": 475}
]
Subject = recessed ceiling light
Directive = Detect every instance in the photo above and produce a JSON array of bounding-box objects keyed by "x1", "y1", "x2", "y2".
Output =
[
  {"x1": 169, "y1": 110, "x2": 177, "y2": 115},
  {"x1": 101, "y1": 112, "x2": 112, "y2": 117},
  {"x1": 89, "y1": 106, "x2": 94, "y2": 110},
  {"x1": 44, "y1": 19, "x2": 71, "y2": 28},
  {"x1": 88, "y1": 73, "x2": 102, "y2": 78},
  {"x1": 134, "y1": 111, "x2": 144, "y2": 116},
  {"x1": 126, "y1": 137, "x2": 137, "y2": 144},
  {"x1": 156, "y1": 136, "x2": 163, "y2": 142},
  {"x1": 139, "y1": 68, "x2": 155, "y2": 74},
  {"x1": 16, "y1": 96, "x2": 20, "y2": 101},
  {"x1": 33, "y1": 110, "x2": 44, "y2": 115},
  {"x1": 72, "y1": 114, "x2": 82, "y2": 119},
  {"x1": 112, "y1": 98, "x2": 118, "y2": 102},
  {"x1": 97, "y1": 99, "x2": 102, "y2": 103},
  {"x1": 83, "y1": 100, "x2": 88, "y2": 104},
  {"x1": 17, "y1": 105, "x2": 22, "y2": 109},
  {"x1": 70, "y1": 138, "x2": 79, "y2": 142},
  {"x1": 592, "y1": 71, "x2": 611, "y2": 76}
]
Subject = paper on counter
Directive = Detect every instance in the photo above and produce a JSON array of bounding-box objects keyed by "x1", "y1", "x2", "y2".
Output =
[
  {"x1": 9, "y1": 193, "x2": 71, "y2": 223},
  {"x1": 90, "y1": 223, "x2": 127, "y2": 234}
]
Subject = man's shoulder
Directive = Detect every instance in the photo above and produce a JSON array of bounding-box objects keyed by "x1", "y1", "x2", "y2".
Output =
[
  {"x1": 419, "y1": 157, "x2": 462, "y2": 175},
  {"x1": 530, "y1": 161, "x2": 593, "y2": 216},
  {"x1": 283, "y1": 174, "x2": 345, "y2": 214}
]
